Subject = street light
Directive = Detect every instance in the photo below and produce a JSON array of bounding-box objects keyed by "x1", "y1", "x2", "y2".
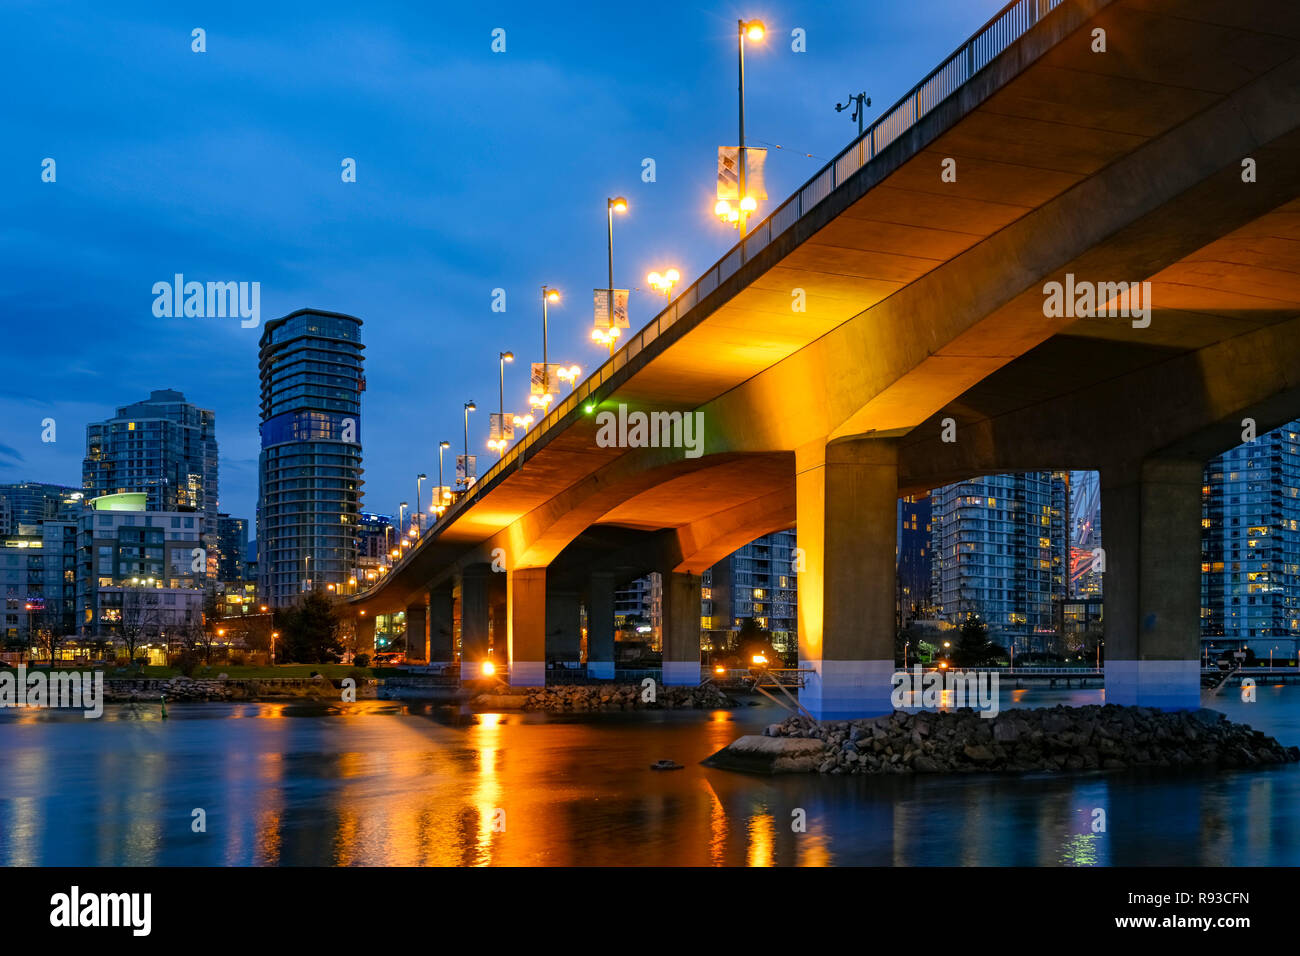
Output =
[
  {"x1": 436, "y1": 440, "x2": 451, "y2": 515},
  {"x1": 600, "y1": 196, "x2": 628, "y2": 356},
  {"x1": 416, "y1": 473, "x2": 426, "y2": 533},
  {"x1": 716, "y1": 18, "x2": 766, "y2": 235},
  {"x1": 532, "y1": 287, "x2": 560, "y2": 410},
  {"x1": 556, "y1": 364, "x2": 581, "y2": 391},
  {"x1": 462, "y1": 401, "x2": 477, "y2": 487},
  {"x1": 647, "y1": 268, "x2": 681, "y2": 298},
  {"x1": 491, "y1": 351, "x2": 514, "y2": 456}
]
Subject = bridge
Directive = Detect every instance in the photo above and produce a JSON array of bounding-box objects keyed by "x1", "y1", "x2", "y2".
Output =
[{"x1": 346, "y1": 0, "x2": 1300, "y2": 719}]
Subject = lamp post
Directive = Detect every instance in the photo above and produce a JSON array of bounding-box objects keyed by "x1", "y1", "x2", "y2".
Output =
[
  {"x1": 603, "y1": 197, "x2": 627, "y2": 355},
  {"x1": 737, "y1": 18, "x2": 765, "y2": 237},
  {"x1": 398, "y1": 501, "x2": 408, "y2": 533},
  {"x1": 436, "y1": 440, "x2": 450, "y2": 514},
  {"x1": 647, "y1": 268, "x2": 681, "y2": 299},
  {"x1": 495, "y1": 351, "x2": 514, "y2": 456},
  {"x1": 533, "y1": 287, "x2": 560, "y2": 411},
  {"x1": 416, "y1": 474, "x2": 426, "y2": 533},
  {"x1": 834, "y1": 91, "x2": 871, "y2": 135},
  {"x1": 462, "y1": 401, "x2": 477, "y2": 487}
]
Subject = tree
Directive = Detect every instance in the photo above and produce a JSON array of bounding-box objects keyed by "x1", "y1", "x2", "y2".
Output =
[
  {"x1": 735, "y1": 617, "x2": 776, "y2": 665},
  {"x1": 120, "y1": 589, "x2": 163, "y2": 666},
  {"x1": 278, "y1": 591, "x2": 343, "y2": 664},
  {"x1": 29, "y1": 605, "x2": 61, "y2": 665},
  {"x1": 952, "y1": 615, "x2": 997, "y2": 667}
]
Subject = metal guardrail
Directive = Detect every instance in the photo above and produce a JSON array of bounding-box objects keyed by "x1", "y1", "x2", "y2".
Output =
[{"x1": 362, "y1": 0, "x2": 1068, "y2": 596}]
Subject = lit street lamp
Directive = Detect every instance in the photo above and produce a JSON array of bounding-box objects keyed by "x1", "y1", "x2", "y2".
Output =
[
  {"x1": 491, "y1": 351, "x2": 514, "y2": 456},
  {"x1": 599, "y1": 196, "x2": 628, "y2": 356},
  {"x1": 436, "y1": 440, "x2": 451, "y2": 515},
  {"x1": 647, "y1": 268, "x2": 680, "y2": 298},
  {"x1": 556, "y1": 364, "x2": 581, "y2": 391},
  {"x1": 716, "y1": 19, "x2": 765, "y2": 234},
  {"x1": 532, "y1": 287, "x2": 561, "y2": 411},
  {"x1": 461, "y1": 400, "x2": 477, "y2": 487},
  {"x1": 416, "y1": 473, "x2": 426, "y2": 534}
]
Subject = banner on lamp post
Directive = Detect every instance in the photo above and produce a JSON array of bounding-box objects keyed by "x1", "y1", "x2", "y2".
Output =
[
  {"x1": 456, "y1": 455, "x2": 477, "y2": 486},
  {"x1": 717, "y1": 146, "x2": 767, "y2": 200},
  {"x1": 489, "y1": 412, "x2": 515, "y2": 443},
  {"x1": 592, "y1": 288, "x2": 630, "y2": 329},
  {"x1": 530, "y1": 363, "x2": 561, "y2": 397}
]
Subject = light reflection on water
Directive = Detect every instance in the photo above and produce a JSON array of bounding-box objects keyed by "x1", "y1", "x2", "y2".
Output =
[{"x1": 1, "y1": 685, "x2": 1297, "y2": 866}]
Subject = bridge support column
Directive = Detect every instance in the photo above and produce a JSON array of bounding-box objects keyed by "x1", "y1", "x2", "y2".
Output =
[
  {"x1": 489, "y1": 596, "x2": 508, "y2": 668},
  {"x1": 1102, "y1": 459, "x2": 1203, "y2": 710},
  {"x1": 586, "y1": 571, "x2": 617, "y2": 680},
  {"x1": 461, "y1": 565, "x2": 492, "y2": 683},
  {"x1": 356, "y1": 615, "x2": 376, "y2": 655},
  {"x1": 405, "y1": 600, "x2": 428, "y2": 663},
  {"x1": 488, "y1": 571, "x2": 508, "y2": 670},
  {"x1": 546, "y1": 589, "x2": 581, "y2": 663},
  {"x1": 796, "y1": 438, "x2": 897, "y2": 719},
  {"x1": 429, "y1": 586, "x2": 454, "y2": 662},
  {"x1": 661, "y1": 571, "x2": 701, "y2": 685},
  {"x1": 508, "y1": 568, "x2": 547, "y2": 687}
]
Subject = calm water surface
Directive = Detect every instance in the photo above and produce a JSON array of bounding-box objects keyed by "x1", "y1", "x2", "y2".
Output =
[{"x1": 2, "y1": 683, "x2": 1298, "y2": 866}]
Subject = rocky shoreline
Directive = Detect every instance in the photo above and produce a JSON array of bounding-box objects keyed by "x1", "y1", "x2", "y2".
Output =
[
  {"x1": 706, "y1": 705, "x2": 1300, "y2": 775},
  {"x1": 473, "y1": 682, "x2": 736, "y2": 712},
  {"x1": 103, "y1": 676, "x2": 375, "y2": 702}
]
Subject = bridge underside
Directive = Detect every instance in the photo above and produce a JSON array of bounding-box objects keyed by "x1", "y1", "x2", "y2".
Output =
[{"x1": 351, "y1": 0, "x2": 1300, "y2": 717}]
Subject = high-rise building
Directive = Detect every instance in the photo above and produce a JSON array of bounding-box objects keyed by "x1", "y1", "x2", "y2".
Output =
[
  {"x1": 1201, "y1": 421, "x2": 1300, "y2": 660},
  {"x1": 216, "y1": 514, "x2": 249, "y2": 582},
  {"x1": 1, "y1": 519, "x2": 78, "y2": 645},
  {"x1": 930, "y1": 472, "x2": 1068, "y2": 652},
  {"x1": 82, "y1": 389, "x2": 219, "y2": 547},
  {"x1": 897, "y1": 495, "x2": 933, "y2": 626},
  {"x1": 75, "y1": 492, "x2": 207, "y2": 650},
  {"x1": 0, "y1": 481, "x2": 84, "y2": 534},
  {"x1": 702, "y1": 530, "x2": 798, "y2": 653},
  {"x1": 257, "y1": 309, "x2": 365, "y2": 607}
]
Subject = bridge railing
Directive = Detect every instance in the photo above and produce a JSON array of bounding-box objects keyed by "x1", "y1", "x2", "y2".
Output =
[{"x1": 363, "y1": 0, "x2": 1068, "y2": 594}]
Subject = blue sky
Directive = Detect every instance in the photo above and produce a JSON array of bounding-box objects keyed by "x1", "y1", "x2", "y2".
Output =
[{"x1": 0, "y1": 0, "x2": 1006, "y2": 529}]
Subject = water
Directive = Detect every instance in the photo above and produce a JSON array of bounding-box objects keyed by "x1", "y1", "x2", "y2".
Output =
[{"x1": 2, "y1": 683, "x2": 1298, "y2": 866}]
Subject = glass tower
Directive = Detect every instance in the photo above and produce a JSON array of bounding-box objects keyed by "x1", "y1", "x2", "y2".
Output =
[
  {"x1": 257, "y1": 309, "x2": 365, "y2": 607},
  {"x1": 929, "y1": 472, "x2": 1068, "y2": 653},
  {"x1": 82, "y1": 389, "x2": 218, "y2": 543},
  {"x1": 1201, "y1": 421, "x2": 1300, "y2": 659}
]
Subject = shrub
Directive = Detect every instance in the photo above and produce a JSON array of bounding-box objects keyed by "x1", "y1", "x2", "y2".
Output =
[{"x1": 353, "y1": 653, "x2": 370, "y2": 669}]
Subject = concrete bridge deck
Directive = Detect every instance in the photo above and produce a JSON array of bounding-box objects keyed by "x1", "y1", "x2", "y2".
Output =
[{"x1": 347, "y1": 0, "x2": 1300, "y2": 717}]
